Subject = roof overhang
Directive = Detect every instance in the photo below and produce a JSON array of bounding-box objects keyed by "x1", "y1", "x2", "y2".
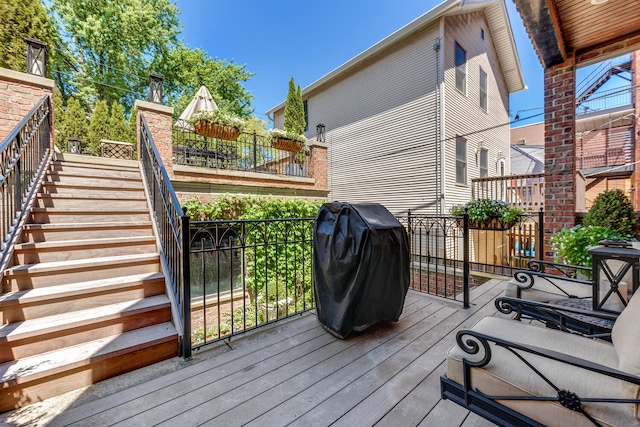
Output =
[
  {"x1": 266, "y1": 0, "x2": 525, "y2": 115},
  {"x1": 513, "y1": 0, "x2": 640, "y2": 68}
]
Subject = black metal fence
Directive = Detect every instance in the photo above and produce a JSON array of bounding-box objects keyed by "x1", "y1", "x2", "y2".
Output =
[
  {"x1": 173, "y1": 129, "x2": 310, "y2": 178},
  {"x1": 397, "y1": 211, "x2": 543, "y2": 307},
  {"x1": 0, "y1": 95, "x2": 51, "y2": 270},
  {"x1": 189, "y1": 218, "x2": 315, "y2": 350},
  {"x1": 139, "y1": 114, "x2": 192, "y2": 358}
]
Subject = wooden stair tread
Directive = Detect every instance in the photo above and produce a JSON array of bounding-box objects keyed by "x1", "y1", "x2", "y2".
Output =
[
  {"x1": 0, "y1": 322, "x2": 177, "y2": 384},
  {"x1": 0, "y1": 295, "x2": 170, "y2": 342},
  {"x1": 37, "y1": 193, "x2": 147, "y2": 200},
  {"x1": 22, "y1": 221, "x2": 153, "y2": 231},
  {"x1": 30, "y1": 207, "x2": 149, "y2": 214},
  {"x1": 15, "y1": 235, "x2": 156, "y2": 251},
  {"x1": 0, "y1": 272, "x2": 164, "y2": 306},
  {"x1": 4, "y1": 253, "x2": 160, "y2": 276}
]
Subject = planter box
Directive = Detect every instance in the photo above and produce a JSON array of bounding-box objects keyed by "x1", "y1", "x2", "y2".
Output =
[
  {"x1": 271, "y1": 137, "x2": 304, "y2": 153},
  {"x1": 194, "y1": 121, "x2": 240, "y2": 141}
]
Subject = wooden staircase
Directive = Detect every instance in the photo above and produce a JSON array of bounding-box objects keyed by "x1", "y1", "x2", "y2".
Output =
[{"x1": 0, "y1": 153, "x2": 178, "y2": 413}]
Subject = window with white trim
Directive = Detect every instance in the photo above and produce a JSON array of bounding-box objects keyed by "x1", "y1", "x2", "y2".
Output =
[
  {"x1": 455, "y1": 42, "x2": 466, "y2": 94},
  {"x1": 480, "y1": 148, "x2": 488, "y2": 178},
  {"x1": 456, "y1": 137, "x2": 467, "y2": 185},
  {"x1": 479, "y1": 67, "x2": 487, "y2": 111}
]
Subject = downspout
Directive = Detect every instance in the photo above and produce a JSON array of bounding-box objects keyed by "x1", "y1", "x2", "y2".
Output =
[{"x1": 434, "y1": 38, "x2": 441, "y2": 215}]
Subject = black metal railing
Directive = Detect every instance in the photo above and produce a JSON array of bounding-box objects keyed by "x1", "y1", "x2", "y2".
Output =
[
  {"x1": 397, "y1": 210, "x2": 544, "y2": 307},
  {"x1": 189, "y1": 217, "x2": 315, "y2": 350},
  {"x1": 173, "y1": 129, "x2": 310, "y2": 178},
  {"x1": 139, "y1": 114, "x2": 191, "y2": 358},
  {"x1": 0, "y1": 95, "x2": 51, "y2": 269}
]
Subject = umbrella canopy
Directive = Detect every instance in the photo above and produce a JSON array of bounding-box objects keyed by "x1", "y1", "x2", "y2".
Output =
[{"x1": 174, "y1": 85, "x2": 218, "y2": 131}]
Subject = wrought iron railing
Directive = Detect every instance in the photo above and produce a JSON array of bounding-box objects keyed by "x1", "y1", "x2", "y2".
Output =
[
  {"x1": 139, "y1": 114, "x2": 191, "y2": 358},
  {"x1": 172, "y1": 129, "x2": 310, "y2": 178},
  {"x1": 398, "y1": 210, "x2": 543, "y2": 307},
  {"x1": 0, "y1": 95, "x2": 52, "y2": 270},
  {"x1": 472, "y1": 173, "x2": 545, "y2": 211},
  {"x1": 189, "y1": 218, "x2": 315, "y2": 350}
]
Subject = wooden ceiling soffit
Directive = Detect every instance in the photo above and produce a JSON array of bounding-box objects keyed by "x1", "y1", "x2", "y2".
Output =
[{"x1": 514, "y1": 0, "x2": 567, "y2": 67}]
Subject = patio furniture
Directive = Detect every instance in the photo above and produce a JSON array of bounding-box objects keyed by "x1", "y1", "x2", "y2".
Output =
[
  {"x1": 100, "y1": 139, "x2": 134, "y2": 160},
  {"x1": 441, "y1": 290, "x2": 640, "y2": 426}
]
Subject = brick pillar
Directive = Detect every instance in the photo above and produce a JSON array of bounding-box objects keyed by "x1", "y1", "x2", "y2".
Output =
[
  {"x1": 544, "y1": 58, "x2": 576, "y2": 260},
  {"x1": 632, "y1": 52, "x2": 640, "y2": 210},
  {"x1": 0, "y1": 68, "x2": 55, "y2": 142},
  {"x1": 135, "y1": 100, "x2": 174, "y2": 177},
  {"x1": 308, "y1": 141, "x2": 329, "y2": 192}
]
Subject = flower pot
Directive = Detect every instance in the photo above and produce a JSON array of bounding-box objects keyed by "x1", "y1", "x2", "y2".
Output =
[
  {"x1": 194, "y1": 121, "x2": 241, "y2": 141},
  {"x1": 457, "y1": 216, "x2": 514, "y2": 231},
  {"x1": 271, "y1": 137, "x2": 304, "y2": 153}
]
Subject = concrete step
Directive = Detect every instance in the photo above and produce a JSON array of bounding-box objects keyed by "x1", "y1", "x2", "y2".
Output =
[
  {"x1": 29, "y1": 208, "x2": 150, "y2": 224},
  {"x1": 0, "y1": 294, "x2": 171, "y2": 363},
  {"x1": 13, "y1": 235, "x2": 157, "y2": 265},
  {"x1": 20, "y1": 221, "x2": 154, "y2": 243},
  {"x1": 0, "y1": 272, "x2": 166, "y2": 323},
  {"x1": 0, "y1": 322, "x2": 177, "y2": 413},
  {"x1": 3, "y1": 253, "x2": 161, "y2": 291}
]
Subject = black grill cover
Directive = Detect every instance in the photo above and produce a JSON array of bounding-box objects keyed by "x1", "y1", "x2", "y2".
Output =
[{"x1": 314, "y1": 202, "x2": 410, "y2": 338}]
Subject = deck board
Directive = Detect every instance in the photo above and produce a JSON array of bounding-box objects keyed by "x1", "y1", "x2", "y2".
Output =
[{"x1": 18, "y1": 279, "x2": 510, "y2": 427}]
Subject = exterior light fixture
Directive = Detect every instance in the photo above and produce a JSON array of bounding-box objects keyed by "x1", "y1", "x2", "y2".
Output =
[
  {"x1": 149, "y1": 74, "x2": 164, "y2": 104},
  {"x1": 25, "y1": 38, "x2": 47, "y2": 77},
  {"x1": 316, "y1": 123, "x2": 325, "y2": 143}
]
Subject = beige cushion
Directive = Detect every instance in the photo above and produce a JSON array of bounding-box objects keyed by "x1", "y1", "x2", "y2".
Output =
[
  {"x1": 446, "y1": 317, "x2": 639, "y2": 426},
  {"x1": 613, "y1": 291, "x2": 640, "y2": 376}
]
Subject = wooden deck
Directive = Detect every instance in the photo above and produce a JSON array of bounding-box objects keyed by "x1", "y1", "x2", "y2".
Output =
[{"x1": 1, "y1": 278, "x2": 510, "y2": 427}]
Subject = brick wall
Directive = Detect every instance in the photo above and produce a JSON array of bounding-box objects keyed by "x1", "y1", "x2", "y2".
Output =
[
  {"x1": 544, "y1": 58, "x2": 576, "y2": 260},
  {"x1": 410, "y1": 268, "x2": 490, "y2": 299},
  {"x1": 0, "y1": 68, "x2": 54, "y2": 142}
]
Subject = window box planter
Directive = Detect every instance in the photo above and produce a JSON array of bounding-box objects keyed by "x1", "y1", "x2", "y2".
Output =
[{"x1": 194, "y1": 121, "x2": 241, "y2": 141}]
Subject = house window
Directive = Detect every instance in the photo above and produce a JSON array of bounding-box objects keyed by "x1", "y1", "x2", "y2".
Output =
[
  {"x1": 480, "y1": 148, "x2": 488, "y2": 178},
  {"x1": 479, "y1": 68, "x2": 487, "y2": 111},
  {"x1": 303, "y1": 100, "x2": 308, "y2": 131},
  {"x1": 455, "y1": 42, "x2": 466, "y2": 94},
  {"x1": 456, "y1": 137, "x2": 467, "y2": 185}
]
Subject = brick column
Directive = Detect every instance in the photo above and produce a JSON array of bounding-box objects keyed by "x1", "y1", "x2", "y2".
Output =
[
  {"x1": 544, "y1": 58, "x2": 576, "y2": 260},
  {"x1": 0, "y1": 68, "x2": 55, "y2": 142},
  {"x1": 632, "y1": 52, "x2": 640, "y2": 210},
  {"x1": 308, "y1": 141, "x2": 329, "y2": 192},
  {"x1": 135, "y1": 100, "x2": 174, "y2": 177}
]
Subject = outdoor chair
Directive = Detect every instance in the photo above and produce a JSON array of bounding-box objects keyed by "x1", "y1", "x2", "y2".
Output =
[
  {"x1": 504, "y1": 259, "x2": 628, "y2": 336},
  {"x1": 440, "y1": 290, "x2": 640, "y2": 426}
]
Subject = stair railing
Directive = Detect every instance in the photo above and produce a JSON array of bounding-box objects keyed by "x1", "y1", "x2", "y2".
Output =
[
  {"x1": 139, "y1": 114, "x2": 191, "y2": 358},
  {"x1": 0, "y1": 95, "x2": 52, "y2": 272}
]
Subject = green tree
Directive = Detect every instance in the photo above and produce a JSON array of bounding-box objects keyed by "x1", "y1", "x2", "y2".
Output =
[
  {"x1": 109, "y1": 102, "x2": 128, "y2": 142},
  {"x1": 157, "y1": 45, "x2": 255, "y2": 118},
  {"x1": 0, "y1": 0, "x2": 54, "y2": 73},
  {"x1": 50, "y1": 0, "x2": 181, "y2": 107},
  {"x1": 53, "y1": 90, "x2": 66, "y2": 151},
  {"x1": 58, "y1": 97, "x2": 87, "y2": 148},
  {"x1": 127, "y1": 107, "x2": 137, "y2": 145},
  {"x1": 87, "y1": 100, "x2": 110, "y2": 154},
  {"x1": 283, "y1": 77, "x2": 305, "y2": 137}
]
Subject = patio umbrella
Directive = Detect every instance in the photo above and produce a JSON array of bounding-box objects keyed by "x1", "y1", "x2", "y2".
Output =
[{"x1": 173, "y1": 85, "x2": 218, "y2": 131}]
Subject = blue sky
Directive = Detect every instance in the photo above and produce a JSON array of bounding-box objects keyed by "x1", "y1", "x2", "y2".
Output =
[{"x1": 176, "y1": 0, "x2": 546, "y2": 127}]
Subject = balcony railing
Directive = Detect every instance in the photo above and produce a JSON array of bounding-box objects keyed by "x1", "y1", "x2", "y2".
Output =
[
  {"x1": 576, "y1": 86, "x2": 633, "y2": 116},
  {"x1": 0, "y1": 95, "x2": 52, "y2": 270},
  {"x1": 173, "y1": 130, "x2": 310, "y2": 178},
  {"x1": 471, "y1": 173, "x2": 545, "y2": 211}
]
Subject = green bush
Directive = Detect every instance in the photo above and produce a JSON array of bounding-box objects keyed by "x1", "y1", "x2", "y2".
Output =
[
  {"x1": 550, "y1": 225, "x2": 626, "y2": 268},
  {"x1": 583, "y1": 189, "x2": 636, "y2": 237}
]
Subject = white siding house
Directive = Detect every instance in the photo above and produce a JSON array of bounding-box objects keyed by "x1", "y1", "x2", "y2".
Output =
[{"x1": 267, "y1": 0, "x2": 525, "y2": 215}]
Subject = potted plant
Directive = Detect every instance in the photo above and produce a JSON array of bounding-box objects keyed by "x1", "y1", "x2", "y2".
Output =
[
  {"x1": 270, "y1": 77, "x2": 306, "y2": 152},
  {"x1": 189, "y1": 109, "x2": 246, "y2": 141},
  {"x1": 450, "y1": 199, "x2": 525, "y2": 230}
]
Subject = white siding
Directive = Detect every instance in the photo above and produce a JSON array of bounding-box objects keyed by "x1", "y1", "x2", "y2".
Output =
[
  {"x1": 276, "y1": 25, "x2": 442, "y2": 216},
  {"x1": 442, "y1": 11, "x2": 511, "y2": 212}
]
